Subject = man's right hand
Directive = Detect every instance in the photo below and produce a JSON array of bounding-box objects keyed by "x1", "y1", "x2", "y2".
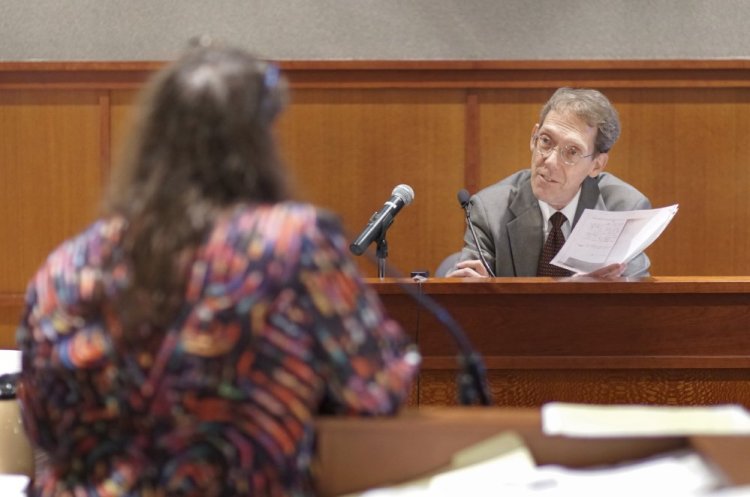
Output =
[{"x1": 446, "y1": 259, "x2": 490, "y2": 278}]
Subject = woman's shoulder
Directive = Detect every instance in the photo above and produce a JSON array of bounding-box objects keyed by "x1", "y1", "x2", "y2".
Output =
[
  {"x1": 204, "y1": 202, "x2": 342, "y2": 257},
  {"x1": 26, "y1": 216, "x2": 127, "y2": 307},
  {"x1": 226, "y1": 202, "x2": 342, "y2": 236},
  {"x1": 40, "y1": 217, "x2": 126, "y2": 270}
]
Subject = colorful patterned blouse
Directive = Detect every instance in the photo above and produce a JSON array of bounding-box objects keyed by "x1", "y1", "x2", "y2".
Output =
[{"x1": 17, "y1": 202, "x2": 418, "y2": 497}]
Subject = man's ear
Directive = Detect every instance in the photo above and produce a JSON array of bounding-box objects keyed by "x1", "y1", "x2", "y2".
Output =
[
  {"x1": 589, "y1": 152, "x2": 609, "y2": 177},
  {"x1": 529, "y1": 123, "x2": 540, "y2": 152}
]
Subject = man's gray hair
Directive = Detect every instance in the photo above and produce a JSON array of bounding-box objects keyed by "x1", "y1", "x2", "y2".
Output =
[{"x1": 538, "y1": 88, "x2": 621, "y2": 153}]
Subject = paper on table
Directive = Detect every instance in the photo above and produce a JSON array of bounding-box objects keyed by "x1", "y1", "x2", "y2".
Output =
[
  {"x1": 542, "y1": 403, "x2": 750, "y2": 438},
  {"x1": 0, "y1": 475, "x2": 29, "y2": 497},
  {"x1": 0, "y1": 350, "x2": 21, "y2": 376},
  {"x1": 551, "y1": 204, "x2": 678, "y2": 274},
  {"x1": 529, "y1": 450, "x2": 722, "y2": 496},
  {"x1": 450, "y1": 429, "x2": 534, "y2": 469},
  {"x1": 348, "y1": 428, "x2": 727, "y2": 496},
  {"x1": 706, "y1": 486, "x2": 750, "y2": 496},
  {"x1": 351, "y1": 431, "x2": 537, "y2": 497}
]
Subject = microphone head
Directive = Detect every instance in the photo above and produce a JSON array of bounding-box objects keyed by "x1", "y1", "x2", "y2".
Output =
[
  {"x1": 457, "y1": 189, "x2": 471, "y2": 208},
  {"x1": 392, "y1": 184, "x2": 415, "y2": 205}
]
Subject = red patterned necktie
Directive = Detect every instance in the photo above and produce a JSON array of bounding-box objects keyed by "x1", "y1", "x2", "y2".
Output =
[{"x1": 537, "y1": 211, "x2": 573, "y2": 277}]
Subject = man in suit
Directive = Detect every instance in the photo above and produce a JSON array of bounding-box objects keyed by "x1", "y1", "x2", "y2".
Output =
[{"x1": 448, "y1": 87, "x2": 651, "y2": 278}]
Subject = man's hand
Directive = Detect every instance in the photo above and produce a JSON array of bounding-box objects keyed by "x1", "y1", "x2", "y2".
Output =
[
  {"x1": 583, "y1": 262, "x2": 626, "y2": 280},
  {"x1": 446, "y1": 261, "x2": 626, "y2": 279},
  {"x1": 446, "y1": 259, "x2": 490, "y2": 278}
]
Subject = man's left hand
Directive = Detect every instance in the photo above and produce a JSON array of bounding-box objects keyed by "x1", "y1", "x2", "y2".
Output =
[{"x1": 583, "y1": 263, "x2": 626, "y2": 280}]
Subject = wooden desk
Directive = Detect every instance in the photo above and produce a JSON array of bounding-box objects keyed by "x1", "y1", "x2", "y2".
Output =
[
  {"x1": 315, "y1": 407, "x2": 750, "y2": 496},
  {"x1": 367, "y1": 277, "x2": 750, "y2": 407},
  {"x1": 6, "y1": 400, "x2": 749, "y2": 496}
]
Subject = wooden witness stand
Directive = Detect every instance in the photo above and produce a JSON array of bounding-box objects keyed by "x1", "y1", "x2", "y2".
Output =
[{"x1": 366, "y1": 276, "x2": 750, "y2": 407}]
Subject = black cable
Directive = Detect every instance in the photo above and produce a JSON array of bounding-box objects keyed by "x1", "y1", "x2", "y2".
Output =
[{"x1": 357, "y1": 242, "x2": 492, "y2": 406}]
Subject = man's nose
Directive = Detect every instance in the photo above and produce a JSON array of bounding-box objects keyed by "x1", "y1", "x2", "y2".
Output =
[{"x1": 543, "y1": 147, "x2": 562, "y2": 166}]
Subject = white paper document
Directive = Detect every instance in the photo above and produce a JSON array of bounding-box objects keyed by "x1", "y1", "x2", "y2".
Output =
[
  {"x1": 542, "y1": 403, "x2": 750, "y2": 438},
  {"x1": 0, "y1": 475, "x2": 29, "y2": 497},
  {"x1": 528, "y1": 451, "x2": 720, "y2": 496},
  {"x1": 0, "y1": 350, "x2": 21, "y2": 376},
  {"x1": 551, "y1": 204, "x2": 678, "y2": 274},
  {"x1": 350, "y1": 431, "x2": 538, "y2": 497},
  {"x1": 352, "y1": 432, "x2": 728, "y2": 497}
]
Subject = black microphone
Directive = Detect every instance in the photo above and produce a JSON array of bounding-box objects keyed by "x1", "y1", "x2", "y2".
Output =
[
  {"x1": 350, "y1": 184, "x2": 415, "y2": 256},
  {"x1": 457, "y1": 189, "x2": 495, "y2": 277}
]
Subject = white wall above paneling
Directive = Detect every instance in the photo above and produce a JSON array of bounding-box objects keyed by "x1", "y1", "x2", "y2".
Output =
[{"x1": 2, "y1": 0, "x2": 750, "y2": 61}]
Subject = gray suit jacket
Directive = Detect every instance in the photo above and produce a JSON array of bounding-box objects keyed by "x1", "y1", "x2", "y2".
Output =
[{"x1": 459, "y1": 169, "x2": 652, "y2": 277}]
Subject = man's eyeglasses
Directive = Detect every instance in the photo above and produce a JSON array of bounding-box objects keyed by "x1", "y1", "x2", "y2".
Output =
[{"x1": 533, "y1": 133, "x2": 596, "y2": 166}]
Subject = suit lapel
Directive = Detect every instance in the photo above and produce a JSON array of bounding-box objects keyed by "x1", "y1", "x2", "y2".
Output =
[
  {"x1": 572, "y1": 176, "x2": 602, "y2": 227},
  {"x1": 507, "y1": 179, "x2": 544, "y2": 276}
]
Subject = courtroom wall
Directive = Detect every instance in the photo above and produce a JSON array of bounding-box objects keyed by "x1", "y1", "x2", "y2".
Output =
[
  {"x1": 1, "y1": 63, "x2": 749, "y2": 345},
  {"x1": 3, "y1": 0, "x2": 750, "y2": 348},
  {"x1": 2, "y1": 0, "x2": 750, "y2": 61}
]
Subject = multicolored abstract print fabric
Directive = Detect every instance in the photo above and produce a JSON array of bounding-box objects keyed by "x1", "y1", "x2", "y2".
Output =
[{"x1": 17, "y1": 202, "x2": 418, "y2": 497}]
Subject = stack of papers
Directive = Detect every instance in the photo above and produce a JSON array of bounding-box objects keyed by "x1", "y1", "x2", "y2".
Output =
[
  {"x1": 0, "y1": 475, "x2": 29, "y2": 497},
  {"x1": 0, "y1": 350, "x2": 21, "y2": 376},
  {"x1": 349, "y1": 435, "x2": 734, "y2": 496},
  {"x1": 347, "y1": 403, "x2": 750, "y2": 497},
  {"x1": 552, "y1": 204, "x2": 678, "y2": 274},
  {"x1": 542, "y1": 403, "x2": 750, "y2": 437}
]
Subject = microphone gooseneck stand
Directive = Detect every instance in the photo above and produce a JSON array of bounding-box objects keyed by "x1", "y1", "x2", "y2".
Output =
[
  {"x1": 361, "y1": 249, "x2": 492, "y2": 406},
  {"x1": 375, "y1": 235, "x2": 388, "y2": 279},
  {"x1": 350, "y1": 185, "x2": 490, "y2": 404},
  {"x1": 458, "y1": 189, "x2": 495, "y2": 278}
]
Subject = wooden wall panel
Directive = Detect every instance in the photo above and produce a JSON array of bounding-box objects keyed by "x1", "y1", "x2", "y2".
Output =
[
  {"x1": 477, "y1": 89, "x2": 551, "y2": 188},
  {"x1": 0, "y1": 91, "x2": 103, "y2": 349},
  {"x1": 0, "y1": 91, "x2": 103, "y2": 291},
  {"x1": 615, "y1": 89, "x2": 750, "y2": 275},
  {"x1": 89, "y1": 87, "x2": 469, "y2": 279},
  {"x1": 106, "y1": 88, "x2": 468, "y2": 279},
  {"x1": 0, "y1": 304, "x2": 21, "y2": 349},
  {"x1": 109, "y1": 90, "x2": 138, "y2": 179},
  {"x1": 276, "y1": 89, "x2": 466, "y2": 277},
  {"x1": 420, "y1": 369, "x2": 750, "y2": 407},
  {"x1": 3, "y1": 61, "x2": 750, "y2": 346}
]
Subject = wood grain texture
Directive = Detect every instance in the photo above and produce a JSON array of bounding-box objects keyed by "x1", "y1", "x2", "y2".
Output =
[
  {"x1": 109, "y1": 90, "x2": 139, "y2": 175},
  {"x1": 3, "y1": 62, "x2": 750, "y2": 285},
  {"x1": 7, "y1": 60, "x2": 750, "y2": 90},
  {"x1": 0, "y1": 303, "x2": 22, "y2": 349},
  {"x1": 419, "y1": 369, "x2": 750, "y2": 407},
  {"x1": 4, "y1": 61, "x2": 750, "y2": 350},
  {"x1": 276, "y1": 88, "x2": 466, "y2": 277},
  {"x1": 373, "y1": 278, "x2": 750, "y2": 407},
  {"x1": 0, "y1": 91, "x2": 103, "y2": 293}
]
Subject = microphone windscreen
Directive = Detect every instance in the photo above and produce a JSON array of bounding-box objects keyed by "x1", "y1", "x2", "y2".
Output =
[
  {"x1": 392, "y1": 184, "x2": 415, "y2": 205},
  {"x1": 457, "y1": 189, "x2": 471, "y2": 208}
]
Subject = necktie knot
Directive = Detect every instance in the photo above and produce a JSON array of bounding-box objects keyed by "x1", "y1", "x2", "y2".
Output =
[
  {"x1": 550, "y1": 211, "x2": 567, "y2": 230},
  {"x1": 537, "y1": 211, "x2": 573, "y2": 277}
]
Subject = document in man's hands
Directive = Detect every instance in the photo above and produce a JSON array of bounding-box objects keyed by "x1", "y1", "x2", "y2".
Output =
[{"x1": 551, "y1": 204, "x2": 678, "y2": 274}]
